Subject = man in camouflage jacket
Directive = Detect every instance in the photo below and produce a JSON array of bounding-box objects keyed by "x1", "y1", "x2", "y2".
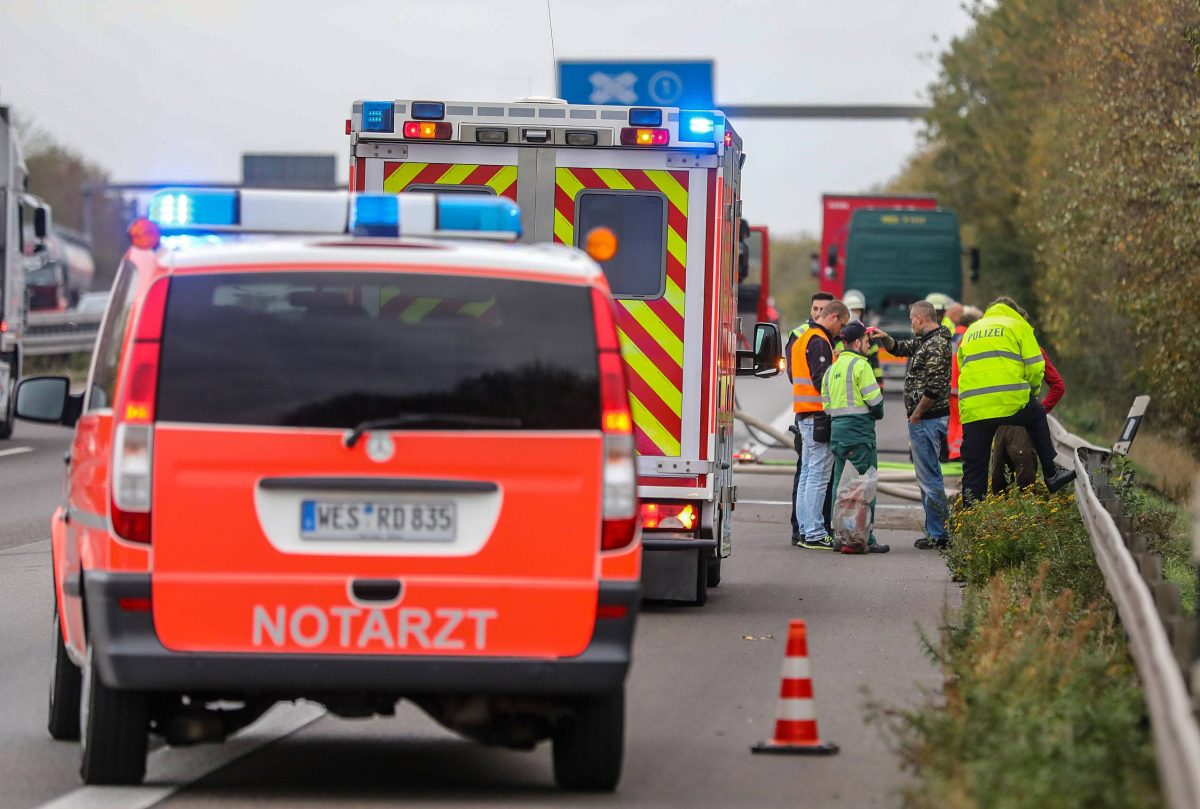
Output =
[{"x1": 872, "y1": 301, "x2": 954, "y2": 549}]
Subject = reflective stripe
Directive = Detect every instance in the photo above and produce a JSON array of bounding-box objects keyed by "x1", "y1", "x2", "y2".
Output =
[
  {"x1": 828, "y1": 405, "x2": 869, "y2": 416},
  {"x1": 864, "y1": 392, "x2": 883, "y2": 406},
  {"x1": 960, "y1": 349, "x2": 1023, "y2": 366},
  {"x1": 793, "y1": 394, "x2": 823, "y2": 403},
  {"x1": 794, "y1": 376, "x2": 813, "y2": 387},
  {"x1": 844, "y1": 357, "x2": 861, "y2": 414},
  {"x1": 861, "y1": 383, "x2": 881, "y2": 397},
  {"x1": 950, "y1": 387, "x2": 958, "y2": 396},
  {"x1": 1023, "y1": 355, "x2": 1042, "y2": 365},
  {"x1": 958, "y1": 382, "x2": 1031, "y2": 400}
]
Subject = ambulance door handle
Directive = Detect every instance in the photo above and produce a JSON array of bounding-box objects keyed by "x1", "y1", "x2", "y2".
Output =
[{"x1": 350, "y1": 579, "x2": 403, "y2": 604}]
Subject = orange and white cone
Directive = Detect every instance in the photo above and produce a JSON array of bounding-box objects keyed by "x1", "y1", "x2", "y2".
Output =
[{"x1": 751, "y1": 619, "x2": 839, "y2": 755}]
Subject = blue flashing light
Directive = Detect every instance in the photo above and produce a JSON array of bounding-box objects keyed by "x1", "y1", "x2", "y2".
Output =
[
  {"x1": 352, "y1": 195, "x2": 401, "y2": 237},
  {"x1": 361, "y1": 101, "x2": 395, "y2": 133},
  {"x1": 410, "y1": 101, "x2": 446, "y2": 121},
  {"x1": 148, "y1": 189, "x2": 238, "y2": 228},
  {"x1": 628, "y1": 107, "x2": 662, "y2": 127},
  {"x1": 679, "y1": 111, "x2": 717, "y2": 141},
  {"x1": 437, "y1": 196, "x2": 522, "y2": 237}
]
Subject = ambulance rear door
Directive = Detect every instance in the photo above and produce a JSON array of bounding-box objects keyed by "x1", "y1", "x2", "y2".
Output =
[{"x1": 548, "y1": 146, "x2": 715, "y2": 503}]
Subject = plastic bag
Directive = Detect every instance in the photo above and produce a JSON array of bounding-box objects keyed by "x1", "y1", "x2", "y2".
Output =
[{"x1": 833, "y1": 464, "x2": 877, "y2": 552}]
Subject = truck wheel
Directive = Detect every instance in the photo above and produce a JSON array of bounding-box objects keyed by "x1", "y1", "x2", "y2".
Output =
[
  {"x1": 706, "y1": 554, "x2": 722, "y2": 588},
  {"x1": 48, "y1": 609, "x2": 82, "y2": 740},
  {"x1": 552, "y1": 690, "x2": 624, "y2": 791},
  {"x1": 79, "y1": 645, "x2": 148, "y2": 785}
]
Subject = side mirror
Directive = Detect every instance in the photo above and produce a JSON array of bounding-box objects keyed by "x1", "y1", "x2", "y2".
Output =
[
  {"x1": 737, "y1": 322, "x2": 783, "y2": 378},
  {"x1": 969, "y1": 246, "x2": 981, "y2": 282},
  {"x1": 15, "y1": 376, "x2": 80, "y2": 426},
  {"x1": 34, "y1": 205, "x2": 52, "y2": 239}
]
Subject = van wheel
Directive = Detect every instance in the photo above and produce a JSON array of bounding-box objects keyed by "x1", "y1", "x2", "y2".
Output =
[
  {"x1": 706, "y1": 554, "x2": 722, "y2": 588},
  {"x1": 552, "y1": 690, "x2": 624, "y2": 791},
  {"x1": 79, "y1": 646, "x2": 148, "y2": 785},
  {"x1": 48, "y1": 609, "x2": 82, "y2": 740}
]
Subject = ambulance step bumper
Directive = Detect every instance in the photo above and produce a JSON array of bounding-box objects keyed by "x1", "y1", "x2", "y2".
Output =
[{"x1": 83, "y1": 572, "x2": 637, "y2": 697}]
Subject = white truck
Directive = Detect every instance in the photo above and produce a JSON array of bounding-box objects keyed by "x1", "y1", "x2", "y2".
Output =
[{"x1": 0, "y1": 101, "x2": 53, "y2": 438}]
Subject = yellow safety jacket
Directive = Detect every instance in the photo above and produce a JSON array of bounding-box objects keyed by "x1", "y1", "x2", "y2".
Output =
[
  {"x1": 956, "y1": 303, "x2": 1046, "y2": 423},
  {"x1": 821, "y1": 350, "x2": 884, "y2": 417},
  {"x1": 790, "y1": 327, "x2": 831, "y2": 414}
]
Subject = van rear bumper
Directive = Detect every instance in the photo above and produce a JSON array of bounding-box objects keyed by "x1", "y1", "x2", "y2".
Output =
[{"x1": 84, "y1": 572, "x2": 638, "y2": 697}]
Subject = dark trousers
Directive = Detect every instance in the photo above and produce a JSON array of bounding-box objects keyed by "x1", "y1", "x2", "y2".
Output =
[
  {"x1": 790, "y1": 417, "x2": 832, "y2": 536},
  {"x1": 961, "y1": 397, "x2": 1058, "y2": 505}
]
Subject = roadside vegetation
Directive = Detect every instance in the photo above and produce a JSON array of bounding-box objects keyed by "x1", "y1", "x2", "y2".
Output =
[{"x1": 875, "y1": 487, "x2": 1165, "y2": 808}]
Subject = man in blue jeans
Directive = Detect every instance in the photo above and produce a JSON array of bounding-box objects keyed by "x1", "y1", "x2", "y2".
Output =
[{"x1": 872, "y1": 301, "x2": 953, "y2": 549}]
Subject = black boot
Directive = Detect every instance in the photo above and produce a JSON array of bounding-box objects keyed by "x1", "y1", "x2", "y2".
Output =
[{"x1": 1046, "y1": 467, "x2": 1077, "y2": 494}]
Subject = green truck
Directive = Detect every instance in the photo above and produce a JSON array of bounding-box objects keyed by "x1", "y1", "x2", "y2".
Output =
[{"x1": 843, "y1": 208, "x2": 974, "y2": 327}]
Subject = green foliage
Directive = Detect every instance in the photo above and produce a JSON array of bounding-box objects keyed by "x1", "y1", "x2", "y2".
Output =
[
  {"x1": 764, "y1": 234, "x2": 819, "y2": 330},
  {"x1": 1120, "y1": 478, "x2": 1198, "y2": 615},
  {"x1": 946, "y1": 488, "x2": 1107, "y2": 607},
  {"x1": 881, "y1": 571, "x2": 1161, "y2": 809}
]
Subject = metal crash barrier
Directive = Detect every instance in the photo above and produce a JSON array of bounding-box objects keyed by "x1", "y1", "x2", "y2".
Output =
[{"x1": 23, "y1": 310, "x2": 102, "y2": 356}]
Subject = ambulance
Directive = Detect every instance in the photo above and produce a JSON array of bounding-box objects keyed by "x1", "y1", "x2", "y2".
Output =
[
  {"x1": 347, "y1": 99, "x2": 783, "y2": 604},
  {"x1": 17, "y1": 190, "x2": 662, "y2": 790}
]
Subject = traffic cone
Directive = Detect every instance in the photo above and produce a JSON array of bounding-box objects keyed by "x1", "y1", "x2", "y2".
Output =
[{"x1": 751, "y1": 619, "x2": 839, "y2": 755}]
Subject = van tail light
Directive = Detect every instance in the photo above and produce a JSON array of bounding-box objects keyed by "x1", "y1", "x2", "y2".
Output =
[
  {"x1": 110, "y1": 279, "x2": 169, "y2": 545},
  {"x1": 640, "y1": 501, "x2": 698, "y2": 532},
  {"x1": 592, "y1": 287, "x2": 637, "y2": 551}
]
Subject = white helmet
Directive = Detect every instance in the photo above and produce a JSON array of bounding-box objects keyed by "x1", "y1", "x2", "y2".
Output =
[{"x1": 843, "y1": 289, "x2": 866, "y2": 311}]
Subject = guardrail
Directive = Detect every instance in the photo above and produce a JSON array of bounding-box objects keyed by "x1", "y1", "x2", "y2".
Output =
[
  {"x1": 1052, "y1": 404, "x2": 1200, "y2": 809},
  {"x1": 23, "y1": 311, "x2": 102, "y2": 357}
]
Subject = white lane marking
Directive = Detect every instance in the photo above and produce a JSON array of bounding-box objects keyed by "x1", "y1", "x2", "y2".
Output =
[
  {"x1": 739, "y1": 499, "x2": 922, "y2": 511},
  {"x1": 0, "y1": 446, "x2": 33, "y2": 458},
  {"x1": 37, "y1": 702, "x2": 326, "y2": 809}
]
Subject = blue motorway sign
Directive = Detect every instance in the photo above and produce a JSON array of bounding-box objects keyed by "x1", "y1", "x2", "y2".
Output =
[{"x1": 557, "y1": 60, "x2": 714, "y2": 109}]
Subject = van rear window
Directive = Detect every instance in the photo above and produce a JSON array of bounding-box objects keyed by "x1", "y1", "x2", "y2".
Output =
[
  {"x1": 575, "y1": 191, "x2": 666, "y2": 298},
  {"x1": 156, "y1": 272, "x2": 600, "y2": 430}
]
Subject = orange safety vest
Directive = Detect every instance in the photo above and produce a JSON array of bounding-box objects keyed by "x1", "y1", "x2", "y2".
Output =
[{"x1": 791, "y1": 327, "x2": 832, "y2": 414}]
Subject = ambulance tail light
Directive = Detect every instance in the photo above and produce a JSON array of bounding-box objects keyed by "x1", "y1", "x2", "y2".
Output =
[
  {"x1": 620, "y1": 128, "x2": 669, "y2": 147},
  {"x1": 403, "y1": 121, "x2": 453, "y2": 140},
  {"x1": 110, "y1": 279, "x2": 169, "y2": 545},
  {"x1": 640, "y1": 502, "x2": 698, "y2": 532},
  {"x1": 592, "y1": 287, "x2": 637, "y2": 551}
]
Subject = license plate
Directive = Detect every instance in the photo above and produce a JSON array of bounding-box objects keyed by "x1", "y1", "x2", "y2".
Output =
[{"x1": 300, "y1": 500, "x2": 456, "y2": 542}]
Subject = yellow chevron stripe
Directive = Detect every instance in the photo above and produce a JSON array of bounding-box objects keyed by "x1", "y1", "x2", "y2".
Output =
[
  {"x1": 382, "y1": 162, "x2": 428, "y2": 192},
  {"x1": 593, "y1": 168, "x2": 636, "y2": 190},
  {"x1": 621, "y1": 302, "x2": 683, "y2": 366},
  {"x1": 556, "y1": 167, "x2": 585, "y2": 201},
  {"x1": 399, "y1": 297, "x2": 441, "y2": 324},
  {"x1": 666, "y1": 225, "x2": 687, "y2": 269},
  {"x1": 457, "y1": 298, "x2": 495, "y2": 318},
  {"x1": 436, "y1": 164, "x2": 478, "y2": 185},
  {"x1": 486, "y1": 165, "x2": 517, "y2": 196},
  {"x1": 628, "y1": 393, "x2": 680, "y2": 457},
  {"x1": 663, "y1": 278, "x2": 685, "y2": 316},
  {"x1": 646, "y1": 169, "x2": 688, "y2": 216},
  {"x1": 553, "y1": 208, "x2": 574, "y2": 245},
  {"x1": 618, "y1": 328, "x2": 682, "y2": 416}
]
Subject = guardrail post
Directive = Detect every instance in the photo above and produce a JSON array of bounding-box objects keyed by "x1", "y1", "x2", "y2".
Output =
[{"x1": 1140, "y1": 551, "x2": 1162, "y2": 583}]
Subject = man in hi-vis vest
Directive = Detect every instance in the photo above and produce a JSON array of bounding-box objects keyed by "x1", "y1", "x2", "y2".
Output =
[
  {"x1": 822, "y1": 321, "x2": 889, "y2": 554},
  {"x1": 957, "y1": 297, "x2": 1076, "y2": 504}
]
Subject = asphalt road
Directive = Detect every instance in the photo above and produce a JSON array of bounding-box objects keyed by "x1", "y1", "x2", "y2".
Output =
[{"x1": 0, "y1": 377, "x2": 958, "y2": 809}]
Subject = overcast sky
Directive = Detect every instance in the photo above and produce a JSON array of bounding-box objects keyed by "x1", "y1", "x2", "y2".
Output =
[{"x1": 0, "y1": 0, "x2": 970, "y2": 236}]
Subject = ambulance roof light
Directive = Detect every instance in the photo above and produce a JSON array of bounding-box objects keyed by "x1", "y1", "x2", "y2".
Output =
[
  {"x1": 148, "y1": 190, "x2": 238, "y2": 228},
  {"x1": 350, "y1": 194, "x2": 522, "y2": 239},
  {"x1": 628, "y1": 108, "x2": 662, "y2": 127},
  {"x1": 361, "y1": 101, "x2": 395, "y2": 133},
  {"x1": 410, "y1": 101, "x2": 446, "y2": 120},
  {"x1": 680, "y1": 111, "x2": 717, "y2": 139}
]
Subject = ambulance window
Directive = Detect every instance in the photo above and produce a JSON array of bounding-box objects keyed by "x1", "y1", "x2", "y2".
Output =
[
  {"x1": 155, "y1": 272, "x2": 601, "y2": 430},
  {"x1": 575, "y1": 191, "x2": 666, "y2": 298},
  {"x1": 86, "y1": 260, "x2": 138, "y2": 411},
  {"x1": 405, "y1": 185, "x2": 495, "y2": 196}
]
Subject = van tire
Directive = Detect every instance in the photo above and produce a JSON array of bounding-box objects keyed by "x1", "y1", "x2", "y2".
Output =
[
  {"x1": 552, "y1": 689, "x2": 624, "y2": 791},
  {"x1": 706, "y1": 554, "x2": 722, "y2": 588},
  {"x1": 79, "y1": 646, "x2": 148, "y2": 785},
  {"x1": 48, "y1": 610, "x2": 82, "y2": 740}
]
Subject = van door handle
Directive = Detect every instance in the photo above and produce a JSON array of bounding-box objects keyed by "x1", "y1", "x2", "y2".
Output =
[{"x1": 350, "y1": 579, "x2": 403, "y2": 604}]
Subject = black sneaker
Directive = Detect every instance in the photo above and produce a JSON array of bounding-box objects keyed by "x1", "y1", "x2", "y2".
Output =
[
  {"x1": 867, "y1": 543, "x2": 890, "y2": 554},
  {"x1": 801, "y1": 535, "x2": 835, "y2": 551},
  {"x1": 1046, "y1": 467, "x2": 1077, "y2": 494},
  {"x1": 914, "y1": 537, "x2": 947, "y2": 550},
  {"x1": 791, "y1": 533, "x2": 804, "y2": 547}
]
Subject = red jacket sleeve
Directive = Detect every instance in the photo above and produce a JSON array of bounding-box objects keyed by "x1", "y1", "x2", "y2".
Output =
[{"x1": 1040, "y1": 349, "x2": 1066, "y2": 412}]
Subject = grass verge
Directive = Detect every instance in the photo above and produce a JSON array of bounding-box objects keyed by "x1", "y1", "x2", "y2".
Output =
[{"x1": 873, "y1": 487, "x2": 1163, "y2": 808}]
